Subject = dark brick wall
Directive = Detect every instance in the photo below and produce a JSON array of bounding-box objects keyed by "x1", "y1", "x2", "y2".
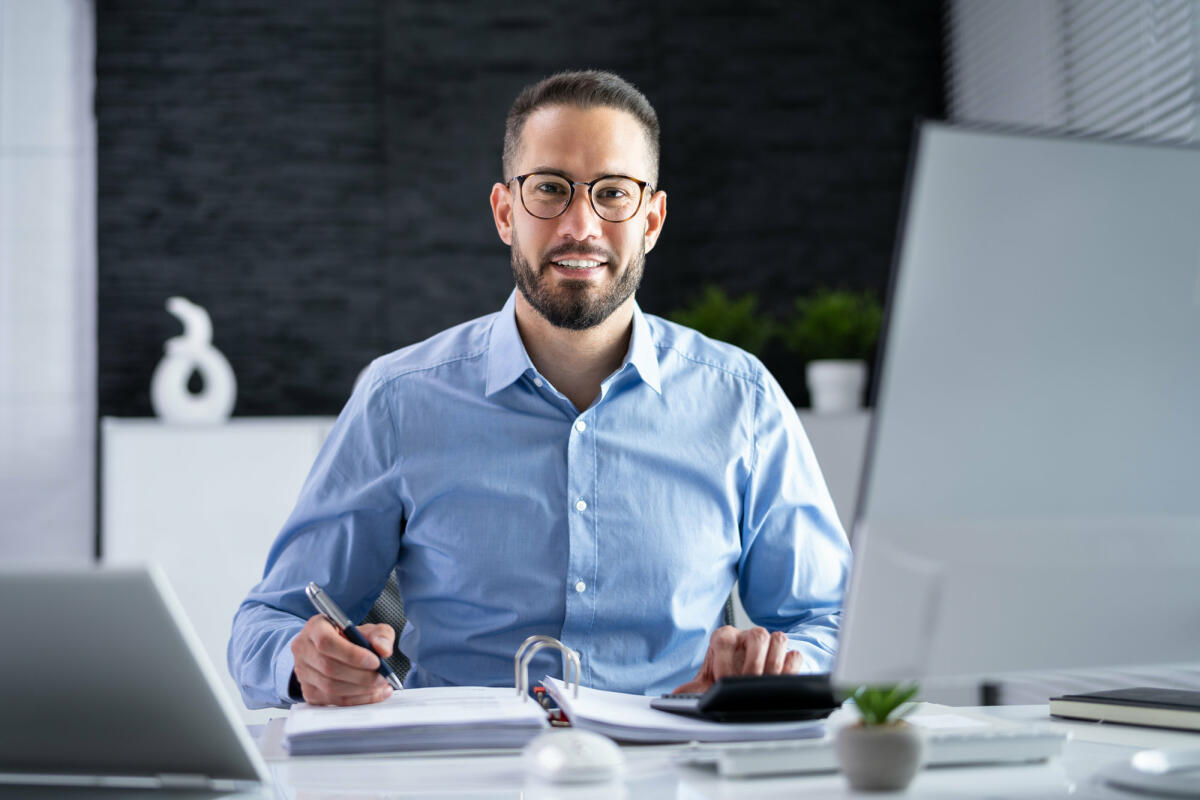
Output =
[{"x1": 97, "y1": 0, "x2": 945, "y2": 415}]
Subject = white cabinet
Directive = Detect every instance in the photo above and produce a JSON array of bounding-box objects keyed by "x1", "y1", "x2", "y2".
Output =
[
  {"x1": 101, "y1": 417, "x2": 333, "y2": 721},
  {"x1": 796, "y1": 410, "x2": 870, "y2": 535}
]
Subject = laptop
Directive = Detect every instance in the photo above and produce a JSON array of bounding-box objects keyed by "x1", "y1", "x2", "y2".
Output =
[{"x1": 0, "y1": 564, "x2": 270, "y2": 794}]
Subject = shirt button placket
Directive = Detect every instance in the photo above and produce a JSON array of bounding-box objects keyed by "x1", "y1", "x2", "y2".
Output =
[{"x1": 562, "y1": 412, "x2": 595, "y2": 684}]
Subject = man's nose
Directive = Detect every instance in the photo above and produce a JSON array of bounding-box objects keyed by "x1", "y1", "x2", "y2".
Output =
[{"x1": 555, "y1": 185, "x2": 605, "y2": 240}]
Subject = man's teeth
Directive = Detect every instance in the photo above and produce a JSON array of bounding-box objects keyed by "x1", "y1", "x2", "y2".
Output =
[{"x1": 554, "y1": 259, "x2": 603, "y2": 269}]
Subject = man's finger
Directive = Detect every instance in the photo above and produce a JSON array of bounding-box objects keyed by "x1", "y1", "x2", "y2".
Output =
[
  {"x1": 307, "y1": 682, "x2": 393, "y2": 707},
  {"x1": 312, "y1": 623, "x2": 383, "y2": 670},
  {"x1": 783, "y1": 650, "x2": 804, "y2": 674},
  {"x1": 763, "y1": 630, "x2": 789, "y2": 674},
  {"x1": 738, "y1": 627, "x2": 771, "y2": 676},
  {"x1": 294, "y1": 654, "x2": 389, "y2": 705},
  {"x1": 710, "y1": 625, "x2": 742, "y2": 680},
  {"x1": 671, "y1": 679, "x2": 709, "y2": 695},
  {"x1": 293, "y1": 617, "x2": 383, "y2": 686},
  {"x1": 335, "y1": 684, "x2": 393, "y2": 706},
  {"x1": 297, "y1": 670, "x2": 387, "y2": 698}
]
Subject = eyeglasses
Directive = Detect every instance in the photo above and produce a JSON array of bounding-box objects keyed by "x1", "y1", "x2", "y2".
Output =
[{"x1": 508, "y1": 172, "x2": 653, "y2": 223}]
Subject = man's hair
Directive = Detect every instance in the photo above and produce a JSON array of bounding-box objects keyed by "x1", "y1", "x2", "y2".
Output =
[{"x1": 502, "y1": 70, "x2": 660, "y2": 185}]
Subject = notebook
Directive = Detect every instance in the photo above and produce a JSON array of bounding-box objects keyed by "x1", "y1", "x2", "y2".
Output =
[
  {"x1": 1050, "y1": 687, "x2": 1200, "y2": 732},
  {"x1": 0, "y1": 565, "x2": 271, "y2": 793}
]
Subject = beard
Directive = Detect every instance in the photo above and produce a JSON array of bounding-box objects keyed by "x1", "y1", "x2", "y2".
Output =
[{"x1": 510, "y1": 233, "x2": 646, "y2": 331}]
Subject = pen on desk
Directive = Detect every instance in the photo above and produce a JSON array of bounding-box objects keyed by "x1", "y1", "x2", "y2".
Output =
[{"x1": 305, "y1": 581, "x2": 404, "y2": 691}]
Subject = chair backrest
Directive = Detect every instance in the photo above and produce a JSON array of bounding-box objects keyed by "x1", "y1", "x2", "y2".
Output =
[{"x1": 360, "y1": 569, "x2": 411, "y2": 682}]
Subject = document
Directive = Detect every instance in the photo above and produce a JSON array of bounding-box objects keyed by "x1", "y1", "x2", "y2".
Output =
[
  {"x1": 542, "y1": 678, "x2": 827, "y2": 743},
  {"x1": 283, "y1": 680, "x2": 828, "y2": 756},
  {"x1": 283, "y1": 685, "x2": 549, "y2": 755}
]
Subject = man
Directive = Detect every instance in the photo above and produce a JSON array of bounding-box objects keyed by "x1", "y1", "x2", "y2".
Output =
[{"x1": 229, "y1": 70, "x2": 850, "y2": 708}]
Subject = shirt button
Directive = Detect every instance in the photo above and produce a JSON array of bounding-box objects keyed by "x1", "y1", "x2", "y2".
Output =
[
  {"x1": 575, "y1": 499, "x2": 587, "y2": 512},
  {"x1": 575, "y1": 581, "x2": 586, "y2": 593},
  {"x1": 574, "y1": 420, "x2": 587, "y2": 433},
  {"x1": 533, "y1": 377, "x2": 544, "y2": 387}
]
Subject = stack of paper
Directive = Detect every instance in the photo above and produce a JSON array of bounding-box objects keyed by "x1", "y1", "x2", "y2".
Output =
[
  {"x1": 283, "y1": 686, "x2": 549, "y2": 755},
  {"x1": 542, "y1": 678, "x2": 827, "y2": 743}
]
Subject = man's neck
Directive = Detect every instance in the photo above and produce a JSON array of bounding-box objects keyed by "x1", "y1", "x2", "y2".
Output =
[{"x1": 513, "y1": 293, "x2": 635, "y2": 413}]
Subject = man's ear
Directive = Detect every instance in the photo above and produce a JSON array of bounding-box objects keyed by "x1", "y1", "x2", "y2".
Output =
[
  {"x1": 490, "y1": 182, "x2": 514, "y2": 246},
  {"x1": 644, "y1": 189, "x2": 667, "y2": 253}
]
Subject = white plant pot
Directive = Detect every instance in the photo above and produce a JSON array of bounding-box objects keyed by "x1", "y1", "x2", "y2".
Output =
[
  {"x1": 834, "y1": 721, "x2": 925, "y2": 792},
  {"x1": 806, "y1": 359, "x2": 866, "y2": 414}
]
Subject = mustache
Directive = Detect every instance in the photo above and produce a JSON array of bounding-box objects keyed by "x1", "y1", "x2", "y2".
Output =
[{"x1": 542, "y1": 243, "x2": 616, "y2": 264}]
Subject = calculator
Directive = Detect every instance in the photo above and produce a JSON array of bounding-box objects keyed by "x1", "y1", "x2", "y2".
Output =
[{"x1": 650, "y1": 674, "x2": 838, "y2": 723}]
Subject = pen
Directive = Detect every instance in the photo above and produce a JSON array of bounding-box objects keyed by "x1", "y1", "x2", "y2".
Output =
[{"x1": 305, "y1": 581, "x2": 403, "y2": 691}]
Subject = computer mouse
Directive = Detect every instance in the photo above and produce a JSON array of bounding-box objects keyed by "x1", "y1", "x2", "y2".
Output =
[{"x1": 523, "y1": 728, "x2": 625, "y2": 783}]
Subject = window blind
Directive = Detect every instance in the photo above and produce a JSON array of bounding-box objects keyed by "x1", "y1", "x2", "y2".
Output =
[{"x1": 946, "y1": 0, "x2": 1200, "y2": 145}]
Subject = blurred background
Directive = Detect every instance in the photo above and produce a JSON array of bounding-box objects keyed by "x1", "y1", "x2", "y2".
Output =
[{"x1": 4, "y1": 0, "x2": 1199, "y2": 714}]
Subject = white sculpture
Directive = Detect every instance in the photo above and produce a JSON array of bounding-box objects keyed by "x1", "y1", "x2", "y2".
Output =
[{"x1": 151, "y1": 296, "x2": 237, "y2": 424}]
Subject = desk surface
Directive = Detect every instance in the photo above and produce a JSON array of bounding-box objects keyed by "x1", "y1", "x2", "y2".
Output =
[{"x1": 254, "y1": 704, "x2": 1200, "y2": 799}]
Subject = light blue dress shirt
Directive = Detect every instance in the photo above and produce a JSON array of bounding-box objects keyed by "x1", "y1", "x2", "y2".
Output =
[{"x1": 229, "y1": 291, "x2": 850, "y2": 708}]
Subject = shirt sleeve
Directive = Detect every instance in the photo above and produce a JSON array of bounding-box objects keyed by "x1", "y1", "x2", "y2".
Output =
[
  {"x1": 227, "y1": 363, "x2": 406, "y2": 708},
  {"x1": 737, "y1": 362, "x2": 852, "y2": 673}
]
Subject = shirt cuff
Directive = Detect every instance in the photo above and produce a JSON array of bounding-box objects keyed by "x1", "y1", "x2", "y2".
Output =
[
  {"x1": 788, "y1": 638, "x2": 835, "y2": 674},
  {"x1": 274, "y1": 642, "x2": 303, "y2": 705}
]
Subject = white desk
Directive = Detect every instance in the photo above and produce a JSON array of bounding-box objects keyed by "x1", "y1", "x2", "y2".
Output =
[{"x1": 254, "y1": 705, "x2": 1200, "y2": 798}]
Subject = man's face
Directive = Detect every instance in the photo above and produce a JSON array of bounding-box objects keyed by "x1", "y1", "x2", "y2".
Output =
[{"x1": 490, "y1": 105, "x2": 667, "y2": 330}]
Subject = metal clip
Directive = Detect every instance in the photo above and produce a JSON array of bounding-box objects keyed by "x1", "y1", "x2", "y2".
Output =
[{"x1": 515, "y1": 635, "x2": 580, "y2": 701}]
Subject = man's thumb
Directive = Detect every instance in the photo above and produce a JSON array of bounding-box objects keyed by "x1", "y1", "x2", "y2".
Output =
[{"x1": 362, "y1": 624, "x2": 394, "y2": 656}]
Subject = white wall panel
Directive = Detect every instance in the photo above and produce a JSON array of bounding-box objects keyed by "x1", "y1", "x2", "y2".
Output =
[
  {"x1": 0, "y1": 0, "x2": 86, "y2": 150},
  {"x1": 0, "y1": 153, "x2": 76, "y2": 231},
  {"x1": 0, "y1": 0, "x2": 95, "y2": 562}
]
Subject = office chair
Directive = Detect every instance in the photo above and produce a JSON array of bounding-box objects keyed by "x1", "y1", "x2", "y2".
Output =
[{"x1": 360, "y1": 569, "x2": 411, "y2": 682}]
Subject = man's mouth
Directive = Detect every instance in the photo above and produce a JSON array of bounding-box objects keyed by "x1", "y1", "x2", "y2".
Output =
[{"x1": 552, "y1": 258, "x2": 607, "y2": 270}]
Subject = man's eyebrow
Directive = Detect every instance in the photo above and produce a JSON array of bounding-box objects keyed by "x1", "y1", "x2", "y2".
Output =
[{"x1": 524, "y1": 166, "x2": 634, "y2": 180}]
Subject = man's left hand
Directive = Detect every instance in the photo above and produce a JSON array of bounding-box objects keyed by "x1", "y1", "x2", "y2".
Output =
[{"x1": 672, "y1": 625, "x2": 803, "y2": 694}]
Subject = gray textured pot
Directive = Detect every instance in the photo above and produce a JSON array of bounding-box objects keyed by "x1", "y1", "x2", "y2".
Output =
[{"x1": 834, "y1": 721, "x2": 925, "y2": 792}]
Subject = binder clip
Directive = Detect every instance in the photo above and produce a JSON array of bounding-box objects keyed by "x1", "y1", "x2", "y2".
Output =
[{"x1": 515, "y1": 635, "x2": 580, "y2": 702}]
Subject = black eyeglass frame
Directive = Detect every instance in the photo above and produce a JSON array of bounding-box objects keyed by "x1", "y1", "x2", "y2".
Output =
[{"x1": 507, "y1": 172, "x2": 655, "y2": 223}]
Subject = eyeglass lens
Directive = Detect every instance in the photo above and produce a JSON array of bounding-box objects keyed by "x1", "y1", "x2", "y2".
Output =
[{"x1": 520, "y1": 174, "x2": 642, "y2": 222}]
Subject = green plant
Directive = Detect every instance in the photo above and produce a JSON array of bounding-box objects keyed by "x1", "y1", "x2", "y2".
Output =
[
  {"x1": 848, "y1": 683, "x2": 920, "y2": 726},
  {"x1": 668, "y1": 285, "x2": 775, "y2": 356},
  {"x1": 783, "y1": 289, "x2": 882, "y2": 362}
]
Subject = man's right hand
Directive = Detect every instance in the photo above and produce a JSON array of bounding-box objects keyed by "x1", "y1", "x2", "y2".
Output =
[{"x1": 290, "y1": 614, "x2": 396, "y2": 706}]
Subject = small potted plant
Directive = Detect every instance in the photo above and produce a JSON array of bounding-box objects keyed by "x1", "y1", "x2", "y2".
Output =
[
  {"x1": 834, "y1": 683, "x2": 924, "y2": 791},
  {"x1": 782, "y1": 289, "x2": 882, "y2": 414},
  {"x1": 668, "y1": 285, "x2": 775, "y2": 357}
]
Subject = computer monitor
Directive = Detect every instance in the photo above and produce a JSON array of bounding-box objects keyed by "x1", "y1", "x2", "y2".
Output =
[{"x1": 834, "y1": 122, "x2": 1200, "y2": 688}]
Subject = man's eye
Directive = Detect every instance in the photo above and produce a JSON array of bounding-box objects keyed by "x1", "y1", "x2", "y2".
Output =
[
  {"x1": 596, "y1": 187, "x2": 628, "y2": 200},
  {"x1": 534, "y1": 182, "x2": 567, "y2": 195}
]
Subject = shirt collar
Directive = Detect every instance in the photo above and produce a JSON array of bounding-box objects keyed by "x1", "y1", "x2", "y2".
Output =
[
  {"x1": 485, "y1": 291, "x2": 536, "y2": 397},
  {"x1": 625, "y1": 302, "x2": 663, "y2": 395},
  {"x1": 485, "y1": 290, "x2": 663, "y2": 397}
]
